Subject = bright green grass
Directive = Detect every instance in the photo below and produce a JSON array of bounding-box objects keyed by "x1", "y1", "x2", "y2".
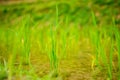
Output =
[
  {"x1": 0, "y1": 4, "x2": 119, "y2": 80},
  {"x1": 0, "y1": 18, "x2": 119, "y2": 80}
]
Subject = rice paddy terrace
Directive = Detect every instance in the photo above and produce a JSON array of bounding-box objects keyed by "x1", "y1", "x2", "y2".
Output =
[{"x1": 0, "y1": 0, "x2": 120, "y2": 80}]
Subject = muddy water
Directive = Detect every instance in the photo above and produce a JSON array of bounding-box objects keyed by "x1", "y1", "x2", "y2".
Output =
[{"x1": 30, "y1": 50, "x2": 104, "y2": 80}]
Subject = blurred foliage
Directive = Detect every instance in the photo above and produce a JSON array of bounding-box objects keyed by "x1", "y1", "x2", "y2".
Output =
[
  {"x1": 94, "y1": 0, "x2": 120, "y2": 6},
  {"x1": 0, "y1": 0, "x2": 120, "y2": 27}
]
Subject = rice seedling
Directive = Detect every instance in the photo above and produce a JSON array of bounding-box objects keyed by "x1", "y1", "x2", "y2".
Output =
[
  {"x1": 109, "y1": 32, "x2": 114, "y2": 80},
  {"x1": 114, "y1": 24, "x2": 120, "y2": 79},
  {"x1": 5, "y1": 27, "x2": 22, "y2": 80},
  {"x1": 19, "y1": 15, "x2": 31, "y2": 65},
  {"x1": 89, "y1": 28, "x2": 100, "y2": 68},
  {"x1": 89, "y1": 11, "x2": 100, "y2": 68},
  {"x1": 5, "y1": 15, "x2": 32, "y2": 79},
  {"x1": 90, "y1": 11, "x2": 114, "y2": 79},
  {"x1": 49, "y1": 24, "x2": 58, "y2": 75},
  {"x1": 46, "y1": 4, "x2": 60, "y2": 77},
  {"x1": 60, "y1": 16, "x2": 69, "y2": 58},
  {"x1": 99, "y1": 30, "x2": 112, "y2": 79}
]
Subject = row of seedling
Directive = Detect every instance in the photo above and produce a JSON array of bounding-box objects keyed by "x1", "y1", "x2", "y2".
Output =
[
  {"x1": 89, "y1": 14, "x2": 120, "y2": 79},
  {"x1": 0, "y1": 15, "x2": 33, "y2": 80}
]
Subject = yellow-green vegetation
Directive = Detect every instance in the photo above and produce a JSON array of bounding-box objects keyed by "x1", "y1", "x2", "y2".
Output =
[{"x1": 0, "y1": 0, "x2": 120, "y2": 80}]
